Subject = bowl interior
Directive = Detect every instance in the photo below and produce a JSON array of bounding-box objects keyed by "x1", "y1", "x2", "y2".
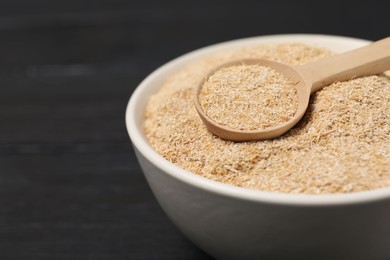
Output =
[{"x1": 126, "y1": 34, "x2": 390, "y2": 206}]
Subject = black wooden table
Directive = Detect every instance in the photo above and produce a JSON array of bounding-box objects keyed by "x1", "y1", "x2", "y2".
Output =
[{"x1": 0, "y1": 1, "x2": 388, "y2": 259}]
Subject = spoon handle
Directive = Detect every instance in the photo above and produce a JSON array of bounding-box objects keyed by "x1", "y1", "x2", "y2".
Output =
[{"x1": 296, "y1": 37, "x2": 390, "y2": 94}]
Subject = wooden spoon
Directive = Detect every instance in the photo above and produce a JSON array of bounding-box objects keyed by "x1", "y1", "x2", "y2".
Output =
[{"x1": 195, "y1": 37, "x2": 390, "y2": 141}]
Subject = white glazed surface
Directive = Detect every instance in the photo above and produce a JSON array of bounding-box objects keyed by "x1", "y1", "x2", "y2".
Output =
[{"x1": 126, "y1": 35, "x2": 390, "y2": 260}]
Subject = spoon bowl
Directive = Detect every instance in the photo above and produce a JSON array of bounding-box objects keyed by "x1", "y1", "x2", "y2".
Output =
[
  {"x1": 195, "y1": 37, "x2": 390, "y2": 141},
  {"x1": 195, "y1": 59, "x2": 310, "y2": 141}
]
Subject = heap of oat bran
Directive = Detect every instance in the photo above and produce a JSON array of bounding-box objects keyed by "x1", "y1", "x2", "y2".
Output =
[{"x1": 144, "y1": 43, "x2": 390, "y2": 194}]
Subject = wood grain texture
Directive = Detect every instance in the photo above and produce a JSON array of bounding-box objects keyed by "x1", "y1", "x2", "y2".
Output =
[{"x1": 0, "y1": 0, "x2": 388, "y2": 259}]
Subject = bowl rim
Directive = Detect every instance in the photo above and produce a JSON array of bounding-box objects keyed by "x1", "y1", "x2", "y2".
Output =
[{"x1": 126, "y1": 33, "x2": 390, "y2": 206}]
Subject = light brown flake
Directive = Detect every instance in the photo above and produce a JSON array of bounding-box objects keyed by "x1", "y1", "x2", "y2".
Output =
[{"x1": 199, "y1": 64, "x2": 298, "y2": 130}]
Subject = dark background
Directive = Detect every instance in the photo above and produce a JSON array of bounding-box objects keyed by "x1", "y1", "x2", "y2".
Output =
[{"x1": 0, "y1": 0, "x2": 388, "y2": 259}]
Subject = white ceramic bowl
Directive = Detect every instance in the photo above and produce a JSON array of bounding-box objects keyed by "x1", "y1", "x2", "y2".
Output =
[{"x1": 126, "y1": 34, "x2": 390, "y2": 260}]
